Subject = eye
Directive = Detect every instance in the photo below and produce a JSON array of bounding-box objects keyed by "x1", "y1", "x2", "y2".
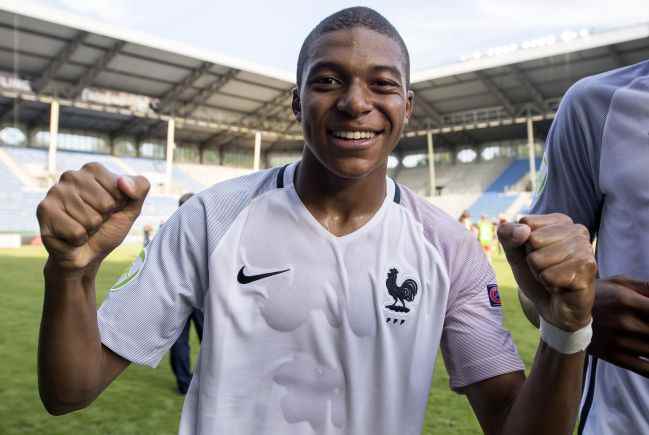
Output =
[
  {"x1": 372, "y1": 79, "x2": 400, "y2": 92},
  {"x1": 310, "y1": 76, "x2": 342, "y2": 89}
]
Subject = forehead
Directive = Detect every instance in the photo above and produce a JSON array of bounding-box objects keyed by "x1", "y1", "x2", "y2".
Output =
[{"x1": 306, "y1": 27, "x2": 405, "y2": 76}]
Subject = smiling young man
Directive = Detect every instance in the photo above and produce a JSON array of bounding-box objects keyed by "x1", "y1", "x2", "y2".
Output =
[{"x1": 38, "y1": 7, "x2": 596, "y2": 435}]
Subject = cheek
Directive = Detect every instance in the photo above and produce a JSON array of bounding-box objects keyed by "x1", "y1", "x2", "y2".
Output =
[{"x1": 381, "y1": 98, "x2": 407, "y2": 130}]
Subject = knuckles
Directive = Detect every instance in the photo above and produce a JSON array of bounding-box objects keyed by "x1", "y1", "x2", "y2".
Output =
[
  {"x1": 68, "y1": 227, "x2": 89, "y2": 246},
  {"x1": 81, "y1": 161, "x2": 104, "y2": 174},
  {"x1": 520, "y1": 212, "x2": 573, "y2": 229}
]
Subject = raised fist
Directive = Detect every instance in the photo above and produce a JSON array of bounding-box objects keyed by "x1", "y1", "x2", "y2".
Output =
[
  {"x1": 37, "y1": 162, "x2": 150, "y2": 271},
  {"x1": 499, "y1": 213, "x2": 597, "y2": 332}
]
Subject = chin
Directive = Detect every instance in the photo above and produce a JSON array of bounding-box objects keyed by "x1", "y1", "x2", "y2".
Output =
[{"x1": 325, "y1": 156, "x2": 385, "y2": 180}]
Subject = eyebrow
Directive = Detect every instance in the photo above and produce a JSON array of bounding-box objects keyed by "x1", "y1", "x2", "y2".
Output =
[{"x1": 307, "y1": 61, "x2": 404, "y2": 82}]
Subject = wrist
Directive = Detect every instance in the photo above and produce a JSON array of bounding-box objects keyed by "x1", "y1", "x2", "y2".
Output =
[
  {"x1": 44, "y1": 258, "x2": 100, "y2": 287},
  {"x1": 540, "y1": 316, "x2": 593, "y2": 355}
]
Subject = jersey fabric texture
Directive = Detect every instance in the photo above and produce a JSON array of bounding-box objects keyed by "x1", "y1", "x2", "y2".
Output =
[
  {"x1": 98, "y1": 162, "x2": 523, "y2": 435},
  {"x1": 531, "y1": 60, "x2": 649, "y2": 435}
]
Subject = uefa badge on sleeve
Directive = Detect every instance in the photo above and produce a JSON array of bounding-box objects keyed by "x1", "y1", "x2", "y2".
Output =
[
  {"x1": 110, "y1": 248, "x2": 147, "y2": 291},
  {"x1": 487, "y1": 284, "x2": 502, "y2": 307}
]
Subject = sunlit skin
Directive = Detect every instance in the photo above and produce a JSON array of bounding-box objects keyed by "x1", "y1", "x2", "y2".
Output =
[{"x1": 292, "y1": 27, "x2": 414, "y2": 236}]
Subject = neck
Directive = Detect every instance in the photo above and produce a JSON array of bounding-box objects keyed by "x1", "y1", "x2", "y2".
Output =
[{"x1": 294, "y1": 150, "x2": 388, "y2": 236}]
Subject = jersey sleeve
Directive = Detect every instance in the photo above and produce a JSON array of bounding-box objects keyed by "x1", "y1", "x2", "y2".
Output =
[
  {"x1": 97, "y1": 195, "x2": 209, "y2": 367},
  {"x1": 530, "y1": 80, "x2": 603, "y2": 234},
  {"x1": 440, "y1": 234, "x2": 524, "y2": 391}
]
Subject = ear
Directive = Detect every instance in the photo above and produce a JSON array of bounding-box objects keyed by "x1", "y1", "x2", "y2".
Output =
[
  {"x1": 404, "y1": 90, "x2": 414, "y2": 125},
  {"x1": 291, "y1": 87, "x2": 302, "y2": 122}
]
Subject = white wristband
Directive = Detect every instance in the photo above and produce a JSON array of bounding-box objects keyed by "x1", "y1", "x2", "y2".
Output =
[{"x1": 539, "y1": 317, "x2": 593, "y2": 355}]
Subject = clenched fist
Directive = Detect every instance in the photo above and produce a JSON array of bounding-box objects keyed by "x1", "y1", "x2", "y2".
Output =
[
  {"x1": 499, "y1": 213, "x2": 597, "y2": 332},
  {"x1": 36, "y1": 162, "x2": 150, "y2": 271}
]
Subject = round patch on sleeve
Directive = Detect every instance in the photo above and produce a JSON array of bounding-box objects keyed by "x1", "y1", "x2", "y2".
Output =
[
  {"x1": 111, "y1": 248, "x2": 147, "y2": 291},
  {"x1": 487, "y1": 284, "x2": 502, "y2": 307}
]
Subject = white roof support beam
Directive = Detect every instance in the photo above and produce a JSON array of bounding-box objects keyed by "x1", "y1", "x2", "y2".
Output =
[
  {"x1": 474, "y1": 71, "x2": 516, "y2": 117},
  {"x1": 32, "y1": 31, "x2": 88, "y2": 94},
  {"x1": 66, "y1": 40, "x2": 126, "y2": 99},
  {"x1": 177, "y1": 68, "x2": 240, "y2": 116}
]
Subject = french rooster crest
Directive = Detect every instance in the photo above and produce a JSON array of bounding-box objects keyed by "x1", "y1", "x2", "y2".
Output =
[{"x1": 385, "y1": 268, "x2": 418, "y2": 313}]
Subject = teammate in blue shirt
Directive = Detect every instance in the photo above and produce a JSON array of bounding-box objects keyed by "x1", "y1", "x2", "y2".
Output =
[{"x1": 525, "y1": 60, "x2": 649, "y2": 435}]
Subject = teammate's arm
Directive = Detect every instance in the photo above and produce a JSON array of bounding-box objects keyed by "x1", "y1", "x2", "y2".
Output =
[
  {"x1": 464, "y1": 214, "x2": 596, "y2": 435},
  {"x1": 37, "y1": 163, "x2": 149, "y2": 414}
]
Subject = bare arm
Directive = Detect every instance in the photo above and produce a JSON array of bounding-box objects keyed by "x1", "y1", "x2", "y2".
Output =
[
  {"x1": 465, "y1": 343, "x2": 585, "y2": 435},
  {"x1": 36, "y1": 163, "x2": 149, "y2": 415},
  {"x1": 464, "y1": 213, "x2": 596, "y2": 435},
  {"x1": 38, "y1": 261, "x2": 130, "y2": 415}
]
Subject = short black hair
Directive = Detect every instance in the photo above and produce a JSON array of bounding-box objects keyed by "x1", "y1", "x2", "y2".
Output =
[{"x1": 296, "y1": 7, "x2": 410, "y2": 90}]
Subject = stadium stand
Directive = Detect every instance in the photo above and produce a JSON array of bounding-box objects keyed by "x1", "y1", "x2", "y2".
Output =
[
  {"x1": 485, "y1": 159, "x2": 542, "y2": 193},
  {"x1": 465, "y1": 159, "x2": 542, "y2": 218},
  {"x1": 0, "y1": 145, "x2": 193, "y2": 235},
  {"x1": 1, "y1": 4, "x2": 647, "y2": 243},
  {"x1": 176, "y1": 163, "x2": 253, "y2": 189},
  {"x1": 397, "y1": 157, "x2": 513, "y2": 196}
]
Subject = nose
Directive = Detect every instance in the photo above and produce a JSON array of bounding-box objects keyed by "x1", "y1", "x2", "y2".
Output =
[{"x1": 336, "y1": 80, "x2": 372, "y2": 117}]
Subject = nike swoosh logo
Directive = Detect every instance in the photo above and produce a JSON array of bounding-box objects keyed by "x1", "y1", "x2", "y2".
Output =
[{"x1": 237, "y1": 266, "x2": 290, "y2": 284}]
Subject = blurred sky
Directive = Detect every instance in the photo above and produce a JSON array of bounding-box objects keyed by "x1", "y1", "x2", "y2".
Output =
[{"x1": 15, "y1": 0, "x2": 649, "y2": 77}]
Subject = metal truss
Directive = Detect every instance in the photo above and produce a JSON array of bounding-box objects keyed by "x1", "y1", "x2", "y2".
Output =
[
  {"x1": 412, "y1": 95, "x2": 478, "y2": 145},
  {"x1": 473, "y1": 71, "x2": 516, "y2": 117},
  {"x1": 176, "y1": 68, "x2": 240, "y2": 117},
  {"x1": 508, "y1": 65, "x2": 548, "y2": 114},
  {"x1": 32, "y1": 31, "x2": 88, "y2": 94},
  {"x1": 607, "y1": 45, "x2": 625, "y2": 67},
  {"x1": 155, "y1": 62, "x2": 213, "y2": 114},
  {"x1": 65, "y1": 40, "x2": 126, "y2": 99},
  {"x1": 201, "y1": 90, "x2": 292, "y2": 149}
]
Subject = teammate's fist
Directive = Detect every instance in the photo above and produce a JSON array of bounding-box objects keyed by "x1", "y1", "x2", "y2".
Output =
[
  {"x1": 36, "y1": 162, "x2": 150, "y2": 271},
  {"x1": 499, "y1": 213, "x2": 596, "y2": 332}
]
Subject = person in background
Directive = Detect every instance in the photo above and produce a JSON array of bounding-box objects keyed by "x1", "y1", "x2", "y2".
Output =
[
  {"x1": 169, "y1": 192, "x2": 204, "y2": 395},
  {"x1": 496, "y1": 214, "x2": 508, "y2": 255},
  {"x1": 458, "y1": 209, "x2": 472, "y2": 231},
  {"x1": 459, "y1": 209, "x2": 479, "y2": 238},
  {"x1": 478, "y1": 214, "x2": 495, "y2": 261}
]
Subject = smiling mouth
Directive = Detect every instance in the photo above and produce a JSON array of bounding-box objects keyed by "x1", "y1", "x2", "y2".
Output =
[{"x1": 327, "y1": 130, "x2": 385, "y2": 147}]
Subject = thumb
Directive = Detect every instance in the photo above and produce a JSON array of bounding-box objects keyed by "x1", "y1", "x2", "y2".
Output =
[
  {"x1": 117, "y1": 175, "x2": 150, "y2": 200},
  {"x1": 116, "y1": 175, "x2": 150, "y2": 219},
  {"x1": 499, "y1": 222, "x2": 546, "y2": 304},
  {"x1": 498, "y1": 223, "x2": 531, "y2": 267},
  {"x1": 498, "y1": 223, "x2": 531, "y2": 250}
]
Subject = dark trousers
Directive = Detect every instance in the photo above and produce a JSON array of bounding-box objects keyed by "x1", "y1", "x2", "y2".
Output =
[{"x1": 170, "y1": 309, "x2": 204, "y2": 393}]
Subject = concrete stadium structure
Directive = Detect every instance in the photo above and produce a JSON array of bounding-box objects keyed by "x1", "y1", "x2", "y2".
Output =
[{"x1": 1, "y1": 2, "x2": 648, "y2": 237}]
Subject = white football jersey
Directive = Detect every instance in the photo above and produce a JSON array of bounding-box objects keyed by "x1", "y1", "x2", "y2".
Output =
[{"x1": 98, "y1": 162, "x2": 523, "y2": 435}]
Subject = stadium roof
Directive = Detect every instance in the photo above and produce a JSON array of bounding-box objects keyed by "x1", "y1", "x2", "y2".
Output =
[
  {"x1": 0, "y1": 2, "x2": 648, "y2": 154},
  {"x1": 401, "y1": 22, "x2": 649, "y2": 152},
  {"x1": 0, "y1": 2, "x2": 301, "y2": 151}
]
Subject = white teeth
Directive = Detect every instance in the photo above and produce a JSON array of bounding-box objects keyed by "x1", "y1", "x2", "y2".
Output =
[{"x1": 332, "y1": 131, "x2": 377, "y2": 140}]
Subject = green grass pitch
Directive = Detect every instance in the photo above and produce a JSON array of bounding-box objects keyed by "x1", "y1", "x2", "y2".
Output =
[{"x1": 0, "y1": 246, "x2": 539, "y2": 435}]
